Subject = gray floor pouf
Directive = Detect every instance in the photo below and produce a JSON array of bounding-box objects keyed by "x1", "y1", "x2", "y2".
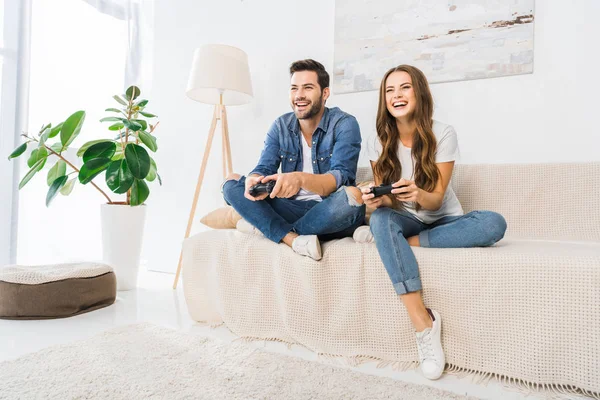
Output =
[{"x1": 0, "y1": 262, "x2": 116, "y2": 320}]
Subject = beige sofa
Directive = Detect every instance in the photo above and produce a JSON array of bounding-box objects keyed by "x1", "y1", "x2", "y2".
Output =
[{"x1": 182, "y1": 163, "x2": 600, "y2": 398}]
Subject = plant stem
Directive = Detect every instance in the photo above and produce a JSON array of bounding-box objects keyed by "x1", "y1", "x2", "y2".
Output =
[
  {"x1": 23, "y1": 134, "x2": 114, "y2": 204},
  {"x1": 148, "y1": 121, "x2": 160, "y2": 134},
  {"x1": 125, "y1": 95, "x2": 135, "y2": 204},
  {"x1": 50, "y1": 148, "x2": 113, "y2": 204},
  {"x1": 119, "y1": 129, "x2": 124, "y2": 151}
]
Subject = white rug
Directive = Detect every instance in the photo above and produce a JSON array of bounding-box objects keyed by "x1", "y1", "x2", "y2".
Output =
[{"x1": 0, "y1": 323, "x2": 478, "y2": 400}]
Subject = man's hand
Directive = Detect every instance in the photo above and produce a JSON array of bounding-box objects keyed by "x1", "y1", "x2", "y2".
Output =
[
  {"x1": 361, "y1": 185, "x2": 385, "y2": 209},
  {"x1": 244, "y1": 175, "x2": 268, "y2": 201},
  {"x1": 263, "y1": 172, "x2": 303, "y2": 199}
]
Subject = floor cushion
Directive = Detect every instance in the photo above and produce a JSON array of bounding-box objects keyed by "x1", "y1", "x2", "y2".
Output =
[{"x1": 0, "y1": 262, "x2": 116, "y2": 320}]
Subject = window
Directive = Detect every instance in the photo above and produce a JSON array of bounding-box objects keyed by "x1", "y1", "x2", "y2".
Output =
[{"x1": 16, "y1": 0, "x2": 128, "y2": 264}]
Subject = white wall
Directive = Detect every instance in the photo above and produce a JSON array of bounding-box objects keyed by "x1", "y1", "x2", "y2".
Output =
[{"x1": 147, "y1": 0, "x2": 600, "y2": 273}]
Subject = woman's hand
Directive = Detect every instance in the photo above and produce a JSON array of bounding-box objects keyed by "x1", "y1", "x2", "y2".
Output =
[
  {"x1": 361, "y1": 185, "x2": 385, "y2": 209},
  {"x1": 391, "y1": 179, "x2": 421, "y2": 203}
]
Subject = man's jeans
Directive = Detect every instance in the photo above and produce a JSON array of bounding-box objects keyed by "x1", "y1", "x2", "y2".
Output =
[
  {"x1": 369, "y1": 207, "x2": 507, "y2": 295},
  {"x1": 223, "y1": 176, "x2": 366, "y2": 243}
]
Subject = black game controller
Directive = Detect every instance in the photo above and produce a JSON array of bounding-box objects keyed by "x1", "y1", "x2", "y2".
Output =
[
  {"x1": 249, "y1": 181, "x2": 276, "y2": 197},
  {"x1": 368, "y1": 184, "x2": 408, "y2": 197}
]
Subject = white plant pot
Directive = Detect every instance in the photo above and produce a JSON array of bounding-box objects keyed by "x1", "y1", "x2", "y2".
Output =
[{"x1": 101, "y1": 203, "x2": 147, "y2": 291}]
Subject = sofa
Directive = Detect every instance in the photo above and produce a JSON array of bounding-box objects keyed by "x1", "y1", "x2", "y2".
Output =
[{"x1": 182, "y1": 163, "x2": 600, "y2": 398}]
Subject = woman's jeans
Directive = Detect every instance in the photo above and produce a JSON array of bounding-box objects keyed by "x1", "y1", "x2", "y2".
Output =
[
  {"x1": 369, "y1": 207, "x2": 507, "y2": 295},
  {"x1": 222, "y1": 176, "x2": 366, "y2": 243}
]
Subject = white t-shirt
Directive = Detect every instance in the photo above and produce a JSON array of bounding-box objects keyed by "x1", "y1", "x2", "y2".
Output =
[
  {"x1": 294, "y1": 135, "x2": 322, "y2": 202},
  {"x1": 365, "y1": 120, "x2": 464, "y2": 224}
]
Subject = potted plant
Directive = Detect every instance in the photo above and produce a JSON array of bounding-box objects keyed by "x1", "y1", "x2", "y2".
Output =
[{"x1": 8, "y1": 85, "x2": 160, "y2": 290}]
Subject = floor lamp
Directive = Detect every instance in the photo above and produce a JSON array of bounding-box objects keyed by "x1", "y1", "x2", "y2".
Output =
[{"x1": 173, "y1": 44, "x2": 253, "y2": 289}]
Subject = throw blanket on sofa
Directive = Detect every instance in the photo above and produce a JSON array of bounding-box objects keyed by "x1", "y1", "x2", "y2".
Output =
[{"x1": 183, "y1": 163, "x2": 600, "y2": 398}]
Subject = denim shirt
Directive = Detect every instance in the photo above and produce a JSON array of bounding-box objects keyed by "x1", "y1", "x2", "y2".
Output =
[{"x1": 249, "y1": 107, "x2": 362, "y2": 193}]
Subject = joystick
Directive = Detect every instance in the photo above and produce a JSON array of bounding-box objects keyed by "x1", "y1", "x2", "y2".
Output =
[{"x1": 249, "y1": 181, "x2": 276, "y2": 197}]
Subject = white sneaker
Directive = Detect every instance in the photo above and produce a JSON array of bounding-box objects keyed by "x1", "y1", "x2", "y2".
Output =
[
  {"x1": 292, "y1": 235, "x2": 322, "y2": 261},
  {"x1": 353, "y1": 225, "x2": 374, "y2": 243},
  {"x1": 236, "y1": 219, "x2": 264, "y2": 237},
  {"x1": 415, "y1": 309, "x2": 445, "y2": 380}
]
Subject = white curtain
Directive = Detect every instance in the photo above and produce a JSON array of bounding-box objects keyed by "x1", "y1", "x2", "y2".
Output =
[
  {"x1": 82, "y1": 0, "x2": 154, "y2": 93},
  {"x1": 0, "y1": 0, "x2": 154, "y2": 265},
  {"x1": 0, "y1": 0, "x2": 32, "y2": 265}
]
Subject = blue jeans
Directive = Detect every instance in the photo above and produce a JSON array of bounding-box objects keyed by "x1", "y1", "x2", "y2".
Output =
[
  {"x1": 222, "y1": 176, "x2": 366, "y2": 243},
  {"x1": 369, "y1": 208, "x2": 507, "y2": 295}
]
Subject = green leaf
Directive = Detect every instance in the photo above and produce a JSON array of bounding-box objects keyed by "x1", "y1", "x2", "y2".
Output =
[
  {"x1": 130, "y1": 179, "x2": 149, "y2": 205},
  {"x1": 83, "y1": 142, "x2": 116, "y2": 163},
  {"x1": 105, "y1": 108, "x2": 123, "y2": 114},
  {"x1": 132, "y1": 119, "x2": 147, "y2": 131},
  {"x1": 8, "y1": 143, "x2": 28, "y2": 160},
  {"x1": 27, "y1": 149, "x2": 39, "y2": 168},
  {"x1": 146, "y1": 158, "x2": 157, "y2": 181},
  {"x1": 157, "y1": 173, "x2": 162, "y2": 186},
  {"x1": 112, "y1": 149, "x2": 124, "y2": 161},
  {"x1": 108, "y1": 123, "x2": 124, "y2": 131},
  {"x1": 60, "y1": 177, "x2": 77, "y2": 196},
  {"x1": 138, "y1": 131, "x2": 157, "y2": 152},
  {"x1": 50, "y1": 142, "x2": 64, "y2": 154},
  {"x1": 60, "y1": 111, "x2": 86, "y2": 148},
  {"x1": 47, "y1": 160, "x2": 67, "y2": 186},
  {"x1": 78, "y1": 158, "x2": 111, "y2": 184},
  {"x1": 106, "y1": 159, "x2": 134, "y2": 194},
  {"x1": 27, "y1": 147, "x2": 48, "y2": 168},
  {"x1": 135, "y1": 99, "x2": 148, "y2": 107},
  {"x1": 77, "y1": 139, "x2": 114, "y2": 157},
  {"x1": 123, "y1": 120, "x2": 142, "y2": 131},
  {"x1": 139, "y1": 111, "x2": 157, "y2": 118},
  {"x1": 100, "y1": 116, "x2": 124, "y2": 123},
  {"x1": 124, "y1": 143, "x2": 150, "y2": 179},
  {"x1": 19, "y1": 158, "x2": 45, "y2": 189},
  {"x1": 48, "y1": 123, "x2": 63, "y2": 139},
  {"x1": 46, "y1": 175, "x2": 68, "y2": 206},
  {"x1": 39, "y1": 128, "x2": 51, "y2": 147},
  {"x1": 125, "y1": 86, "x2": 141, "y2": 101},
  {"x1": 113, "y1": 95, "x2": 127, "y2": 106},
  {"x1": 39, "y1": 123, "x2": 51, "y2": 134}
]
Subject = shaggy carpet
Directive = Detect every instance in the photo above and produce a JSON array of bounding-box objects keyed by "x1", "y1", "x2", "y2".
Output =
[{"x1": 0, "y1": 323, "x2": 479, "y2": 399}]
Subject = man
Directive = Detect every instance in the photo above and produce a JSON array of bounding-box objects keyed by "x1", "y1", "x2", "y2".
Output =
[{"x1": 222, "y1": 59, "x2": 364, "y2": 260}]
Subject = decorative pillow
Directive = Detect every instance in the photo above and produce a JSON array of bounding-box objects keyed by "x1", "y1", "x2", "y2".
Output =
[
  {"x1": 200, "y1": 206, "x2": 242, "y2": 229},
  {"x1": 357, "y1": 180, "x2": 376, "y2": 225}
]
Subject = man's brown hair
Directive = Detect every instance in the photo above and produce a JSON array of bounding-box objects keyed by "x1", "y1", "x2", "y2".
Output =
[{"x1": 289, "y1": 59, "x2": 330, "y2": 90}]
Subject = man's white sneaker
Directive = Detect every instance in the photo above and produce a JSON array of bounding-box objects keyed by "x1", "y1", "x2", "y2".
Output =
[
  {"x1": 292, "y1": 235, "x2": 322, "y2": 261},
  {"x1": 353, "y1": 225, "x2": 374, "y2": 243},
  {"x1": 236, "y1": 219, "x2": 264, "y2": 237},
  {"x1": 415, "y1": 309, "x2": 445, "y2": 380}
]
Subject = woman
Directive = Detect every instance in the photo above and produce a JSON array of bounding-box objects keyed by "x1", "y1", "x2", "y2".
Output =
[{"x1": 356, "y1": 65, "x2": 507, "y2": 380}]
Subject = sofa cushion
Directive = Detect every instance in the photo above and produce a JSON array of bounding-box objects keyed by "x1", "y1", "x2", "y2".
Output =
[
  {"x1": 356, "y1": 162, "x2": 600, "y2": 242},
  {"x1": 0, "y1": 262, "x2": 116, "y2": 320}
]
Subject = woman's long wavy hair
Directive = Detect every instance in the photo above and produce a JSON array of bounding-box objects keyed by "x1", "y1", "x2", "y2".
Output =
[{"x1": 373, "y1": 65, "x2": 439, "y2": 211}]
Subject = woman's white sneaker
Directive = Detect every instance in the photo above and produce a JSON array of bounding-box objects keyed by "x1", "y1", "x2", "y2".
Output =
[
  {"x1": 353, "y1": 225, "x2": 374, "y2": 243},
  {"x1": 415, "y1": 308, "x2": 445, "y2": 380},
  {"x1": 292, "y1": 235, "x2": 322, "y2": 261}
]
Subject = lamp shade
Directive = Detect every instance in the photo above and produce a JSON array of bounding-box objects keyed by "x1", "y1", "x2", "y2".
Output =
[{"x1": 186, "y1": 44, "x2": 253, "y2": 106}]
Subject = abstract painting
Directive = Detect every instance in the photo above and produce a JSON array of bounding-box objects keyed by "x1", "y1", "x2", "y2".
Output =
[{"x1": 333, "y1": 0, "x2": 535, "y2": 94}]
